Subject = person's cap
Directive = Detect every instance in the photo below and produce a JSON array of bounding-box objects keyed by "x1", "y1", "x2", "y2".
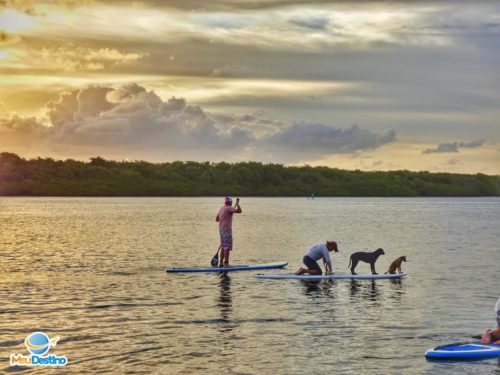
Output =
[
  {"x1": 224, "y1": 196, "x2": 233, "y2": 205},
  {"x1": 327, "y1": 241, "x2": 338, "y2": 251}
]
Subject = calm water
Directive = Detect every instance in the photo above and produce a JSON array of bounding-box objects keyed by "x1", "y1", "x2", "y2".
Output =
[{"x1": 0, "y1": 197, "x2": 499, "y2": 374}]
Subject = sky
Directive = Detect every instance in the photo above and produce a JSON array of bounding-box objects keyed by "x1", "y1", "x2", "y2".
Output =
[{"x1": 0, "y1": 0, "x2": 499, "y2": 174}]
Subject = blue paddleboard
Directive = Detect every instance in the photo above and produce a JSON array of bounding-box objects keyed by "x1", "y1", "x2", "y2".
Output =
[
  {"x1": 425, "y1": 341, "x2": 500, "y2": 360},
  {"x1": 166, "y1": 262, "x2": 288, "y2": 273}
]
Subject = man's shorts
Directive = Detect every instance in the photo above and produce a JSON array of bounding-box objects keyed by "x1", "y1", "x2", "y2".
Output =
[
  {"x1": 219, "y1": 229, "x2": 233, "y2": 251},
  {"x1": 303, "y1": 255, "x2": 322, "y2": 274}
]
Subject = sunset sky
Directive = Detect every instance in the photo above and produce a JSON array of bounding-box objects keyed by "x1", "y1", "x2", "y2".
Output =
[{"x1": 0, "y1": 0, "x2": 499, "y2": 174}]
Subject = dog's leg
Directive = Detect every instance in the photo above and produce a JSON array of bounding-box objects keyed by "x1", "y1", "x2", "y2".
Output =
[
  {"x1": 371, "y1": 263, "x2": 378, "y2": 275},
  {"x1": 350, "y1": 259, "x2": 358, "y2": 275}
]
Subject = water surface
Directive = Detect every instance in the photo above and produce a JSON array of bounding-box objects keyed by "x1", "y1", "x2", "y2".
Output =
[{"x1": 0, "y1": 197, "x2": 499, "y2": 374}]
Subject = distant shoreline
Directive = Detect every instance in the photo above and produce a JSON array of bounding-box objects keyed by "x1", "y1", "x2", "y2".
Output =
[{"x1": 1, "y1": 152, "x2": 499, "y2": 197}]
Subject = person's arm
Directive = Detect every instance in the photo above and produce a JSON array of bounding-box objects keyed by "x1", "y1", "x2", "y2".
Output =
[
  {"x1": 481, "y1": 330, "x2": 491, "y2": 344},
  {"x1": 234, "y1": 197, "x2": 242, "y2": 213},
  {"x1": 323, "y1": 247, "x2": 332, "y2": 274},
  {"x1": 215, "y1": 213, "x2": 219, "y2": 222}
]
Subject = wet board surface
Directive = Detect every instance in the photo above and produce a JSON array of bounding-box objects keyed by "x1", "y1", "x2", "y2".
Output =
[
  {"x1": 255, "y1": 272, "x2": 406, "y2": 280},
  {"x1": 166, "y1": 262, "x2": 288, "y2": 273}
]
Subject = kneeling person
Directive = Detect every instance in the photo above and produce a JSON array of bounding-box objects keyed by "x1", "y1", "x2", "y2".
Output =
[
  {"x1": 295, "y1": 241, "x2": 339, "y2": 275},
  {"x1": 481, "y1": 297, "x2": 500, "y2": 344}
]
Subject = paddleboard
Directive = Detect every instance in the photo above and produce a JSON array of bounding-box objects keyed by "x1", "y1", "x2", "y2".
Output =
[
  {"x1": 166, "y1": 262, "x2": 288, "y2": 273},
  {"x1": 255, "y1": 272, "x2": 406, "y2": 280},
  {"x1": 425, "y1": 341, "x2": 500, "y2": 360}
]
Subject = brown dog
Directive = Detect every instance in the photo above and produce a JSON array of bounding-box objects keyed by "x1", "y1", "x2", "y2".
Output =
[
  {"x1": 385, "y1": 256, "x2": 407, "y2": 274},
  {"x1": 348, "y1": 248, "x2": 385, "y2": 275}
]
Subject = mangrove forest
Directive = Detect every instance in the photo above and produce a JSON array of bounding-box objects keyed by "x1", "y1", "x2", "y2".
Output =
[{"x1": 0, "y1": 152, "x2": 498, "y2": 196}]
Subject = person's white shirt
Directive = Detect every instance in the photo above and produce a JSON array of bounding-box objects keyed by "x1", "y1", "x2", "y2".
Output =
[{"x1": 306, "y1": 244, "x2": 332, "y2": 273}]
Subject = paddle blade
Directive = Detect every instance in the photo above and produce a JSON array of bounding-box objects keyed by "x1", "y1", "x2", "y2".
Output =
[{"x1": 211, "y1": 254, "x2": 219, "y2": 267}]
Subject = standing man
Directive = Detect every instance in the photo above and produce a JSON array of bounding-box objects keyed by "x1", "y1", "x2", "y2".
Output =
[{"x1": 216, "y1": 196, "x2": 242, "y2": 267}]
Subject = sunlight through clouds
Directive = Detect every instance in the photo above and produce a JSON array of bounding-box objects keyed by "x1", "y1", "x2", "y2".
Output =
[{"x1": 0, "y1": 0, "x2": 499, "y2": 173}]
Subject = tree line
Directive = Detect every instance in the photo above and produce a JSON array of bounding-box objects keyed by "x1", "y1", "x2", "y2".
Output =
[{"x1": 0, "y1": 152, "x2": 498, "y2": 196}]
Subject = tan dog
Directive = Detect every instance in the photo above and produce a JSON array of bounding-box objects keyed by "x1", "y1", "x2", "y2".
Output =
[{"x1": 385, "y1": 256, "x2": 407, "y2": 274}]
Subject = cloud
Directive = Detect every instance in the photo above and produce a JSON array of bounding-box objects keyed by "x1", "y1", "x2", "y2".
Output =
[
  {"x1": 0, "y1": 83, "x2": 395, "y2": 162},
  {"x1": 1, "y1": 0, "x2": 96, "y2": 13},
  {"x1": 0, "y1": 84, "x2": 254, "y2": 158},
  {"x1": 459, "y1": 140, "x2": 484, "y2": 148},
  {"x1": 422, "y1": 142, "x2": 459, "y2": 154},
  {"x1": 0, "y1": 29, "x2": 22, "y2": 47},
  {"x1": 0, "y1": 30, "x2": 9, "y2": 42},
  {"x1": 289, "y1": 15, "x2": 330, "y2": 30},
  {"x1": 37, "y1": 44, "x2": 147, "y2": 72},
  {"x1": 422, "y1": 139, "x2": 486, "y2": 154},
  {"x1": 0, "y1": 0, "x2": 37, "y2": 14},
  {"x1": 261, "y1": 122, "x2": 396, "y2": 153},
  {"x1": 0, "y1": 113, "x2": 49, "y2": 146}
]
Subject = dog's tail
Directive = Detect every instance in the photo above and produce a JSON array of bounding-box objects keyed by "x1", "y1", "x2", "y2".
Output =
[{"x1": 347, "y1": 255, "x2": 352, "y2": 268}]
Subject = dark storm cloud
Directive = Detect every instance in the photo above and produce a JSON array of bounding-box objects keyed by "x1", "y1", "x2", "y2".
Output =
[
  {"x1": 422, "y1": 142, "x2": 459, "y2": 154},
  {"x1": 459, "y1": 140, "x2": 484, "y2": 148},
  {"x1": 261, "y1": 122, "x2": 396, "y2": 153},
  {"x1": 422, "y1": 140, "x2": 485, "y2": 154}
]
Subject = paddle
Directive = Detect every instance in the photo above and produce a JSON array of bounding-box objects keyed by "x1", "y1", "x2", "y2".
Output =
[{"x1": 211, "y1": 245, "x2": 221, "y2": 267}]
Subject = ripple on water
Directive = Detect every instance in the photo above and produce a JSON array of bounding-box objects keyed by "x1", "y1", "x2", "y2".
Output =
[{"x1": 0, "y1": 197, "x2": 499, "y2": 374}]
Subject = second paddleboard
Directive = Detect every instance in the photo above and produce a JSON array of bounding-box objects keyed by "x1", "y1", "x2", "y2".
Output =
[{"x1": 255, "y1": 272, "x2": 406, "y2": 280}]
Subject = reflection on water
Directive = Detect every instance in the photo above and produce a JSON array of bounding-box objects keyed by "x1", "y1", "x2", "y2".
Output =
[
  {"x1": 0, "y1": 197, "x2": 499, "y2": 374},
  {"x1": 347, "y1": 278, "x2": 407, "y2": 304},
  {"x1": 217, "y1": 274, "x2": 233, "y2": 323},
  {"x1": 215, "y1": 273, "x2": 236, "y2": 369},
  {"x1": 302, "y1": 280, "x2": 337, "y2": 299},
  {"x1": 349, "y1": 279, "x2": 381, "y2": 301}
]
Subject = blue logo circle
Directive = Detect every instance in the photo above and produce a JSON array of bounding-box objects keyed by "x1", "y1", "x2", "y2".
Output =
[{"x1": 25, "y1": 332, "x2": 51, "y2": 356}]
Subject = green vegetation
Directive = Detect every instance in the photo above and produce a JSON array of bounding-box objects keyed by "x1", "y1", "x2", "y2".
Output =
[{"x1": 0, "y1": 152, "x2": 499, "y2": 196}]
